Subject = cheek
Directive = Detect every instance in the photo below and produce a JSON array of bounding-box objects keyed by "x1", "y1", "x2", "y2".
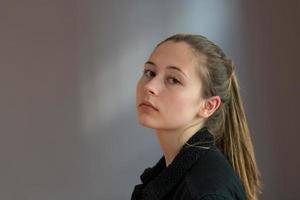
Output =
[
  {"x1": 163, "y1": 93, "x2": 196, "y2": 115},
  {"x1": 136, "y1": 79, "x2": 143, "y2": 102},
  {"x1": 163, "y1": 87, "x2": 201, "y2": 119},
  {"x1": 137, "y1": 77, "x2": 145, "y2": 92}
]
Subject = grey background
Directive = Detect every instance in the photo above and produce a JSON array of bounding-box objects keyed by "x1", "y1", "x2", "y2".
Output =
[{"x1": 1, "y1": 0, "x2": 299, "y2": 199}]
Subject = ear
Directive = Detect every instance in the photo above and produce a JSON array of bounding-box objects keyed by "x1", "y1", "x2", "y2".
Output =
[{"x1": 197, "y1": 96, "x2": 221, "y2": 118}]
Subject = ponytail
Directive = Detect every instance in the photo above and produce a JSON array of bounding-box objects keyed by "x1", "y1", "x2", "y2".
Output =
[{"x1": 218, "y1": 72, "x2": 261, "y2": 200}]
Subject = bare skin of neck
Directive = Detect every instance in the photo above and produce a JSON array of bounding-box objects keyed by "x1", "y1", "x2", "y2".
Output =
[{"x1": 155, "y1": 122, "x2": 204, "y2": 167}]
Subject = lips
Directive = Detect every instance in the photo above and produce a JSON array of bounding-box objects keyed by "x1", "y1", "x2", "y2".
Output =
[{"x1": 139, "y1": 101, "x2": 158, "y2": 111}]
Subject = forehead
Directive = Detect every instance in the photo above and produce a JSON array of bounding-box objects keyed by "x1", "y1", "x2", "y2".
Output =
[{"x1": 148, "y1": 41, "x2": 199, "y2": 74}]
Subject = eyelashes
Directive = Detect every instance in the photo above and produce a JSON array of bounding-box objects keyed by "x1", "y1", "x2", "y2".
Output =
[
  {"x1": 143, "y1": 69, "x2": 182, "y2": 85},
  {"x1": 143, "y1": 69, "x2": 156, "y2": 78},
  {"x1": 167, "y1": 77, "x2": 181, "y2": 85}
]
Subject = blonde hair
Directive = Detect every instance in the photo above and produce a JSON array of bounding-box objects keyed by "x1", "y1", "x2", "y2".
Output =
[{"x1": 157, "y1": 34, "x2": 262, "y2": 200}]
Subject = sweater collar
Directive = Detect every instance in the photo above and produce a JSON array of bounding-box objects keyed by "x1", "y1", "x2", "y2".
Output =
[{"x1": 140, "y1": 127, "x2": 215, "y2": 200}]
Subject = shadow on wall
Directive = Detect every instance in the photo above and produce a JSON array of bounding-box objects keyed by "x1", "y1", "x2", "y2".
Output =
[{"x1": 240, "y1": 0, "x2": 300, "y2": 199}]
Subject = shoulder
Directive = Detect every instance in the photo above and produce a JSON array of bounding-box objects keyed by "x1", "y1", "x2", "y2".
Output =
[{"x1": 183, "y1": 147, "x2": 247, "y2": 200}]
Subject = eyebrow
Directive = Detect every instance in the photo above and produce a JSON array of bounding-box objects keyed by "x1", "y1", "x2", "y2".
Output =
[{"x1": 145, "y1": 61, "x2": 188, "y2": 78}]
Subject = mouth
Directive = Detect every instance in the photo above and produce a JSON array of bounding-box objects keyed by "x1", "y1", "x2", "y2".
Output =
[{"x1": 139, "y1": 101, "x2": 159, "y2": 111}]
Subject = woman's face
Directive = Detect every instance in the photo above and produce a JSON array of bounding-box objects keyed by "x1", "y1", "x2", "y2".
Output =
[{"x1": 136, "y1": 41, "x2": 205, "y2": 130}]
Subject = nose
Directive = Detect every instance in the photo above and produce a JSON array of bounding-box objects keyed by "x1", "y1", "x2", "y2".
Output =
[{"x1": 143, "y1": 77, "x2": 161, "y2": 96}]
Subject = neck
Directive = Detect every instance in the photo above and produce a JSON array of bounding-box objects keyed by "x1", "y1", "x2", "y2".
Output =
[{"x1": 155, "y1": 123, "x2": 204, "y2": 167}]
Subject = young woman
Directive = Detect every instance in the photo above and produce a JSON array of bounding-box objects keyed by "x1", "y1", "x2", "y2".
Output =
[{"x1": 132, "y1": 34, "x2": 261, "y2": 200}]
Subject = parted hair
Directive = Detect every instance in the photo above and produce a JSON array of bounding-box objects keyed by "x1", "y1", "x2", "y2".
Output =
[{"x1": 157, "y1": 34, "x2": 262, "y2": 200}]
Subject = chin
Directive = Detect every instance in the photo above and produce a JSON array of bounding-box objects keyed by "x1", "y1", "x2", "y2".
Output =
[{"x1": 137, "y1": 116, "x2": 158, "y2": 129}]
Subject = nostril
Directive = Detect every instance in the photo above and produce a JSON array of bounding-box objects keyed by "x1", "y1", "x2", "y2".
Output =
[
  {"x1": 143, "y1": 78, "x2": 160, "y2": 96},
  {"x1": 144, "y1": 85, "x2": 156, "y2": 95},
  {"x1": 148, "y1": 90, "x2": 155, "y2": 95},
  {"x1": 144, "y1": 87, "x2": 152, "y2": 94}
]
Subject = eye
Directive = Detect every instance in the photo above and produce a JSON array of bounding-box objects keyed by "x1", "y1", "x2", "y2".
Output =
[
  {"x1": 167, "y1": 77, "x2": 181, "y2": 85},
  {"x1": 143, "y1": 69, "x2": 156, "y2": 78}
]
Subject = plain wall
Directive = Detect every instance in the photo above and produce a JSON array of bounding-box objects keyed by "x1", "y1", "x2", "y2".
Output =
[{"x1": 0, "y1": 0, "x2": 299, "y2": 199}]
